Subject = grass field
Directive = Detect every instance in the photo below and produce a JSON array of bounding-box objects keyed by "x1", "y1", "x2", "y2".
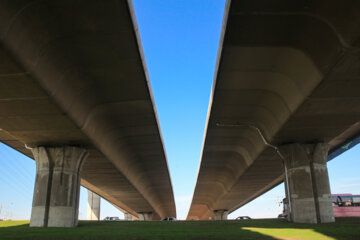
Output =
[{"x1": 0, "y1": 218, "x2": 359, "y2": 240}]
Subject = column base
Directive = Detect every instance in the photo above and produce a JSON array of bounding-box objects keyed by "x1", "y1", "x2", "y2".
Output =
[
  {"x1": 281, "y1": 143, "x2": 334, "y2": 224},
  {"x1": 214, "y1": 210, "x2": 228, "y2": 220},
  {"x1": 137, "y1": 212, "x2": 152, "y2": 221},
  {"x1": 124, "y1": 213, "x2": 133, "y2": 221},
  {"x1": 30, "y1": 146, "x2": 88, "y2": 227}
]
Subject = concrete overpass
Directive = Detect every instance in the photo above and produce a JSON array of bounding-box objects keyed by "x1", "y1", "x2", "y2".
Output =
[
  {"x1": 188, "y1": 0, "x2": 360, "y2": 223},
  {"x1": 0, "y1": 0, "x2": 175, "y2": 226}
]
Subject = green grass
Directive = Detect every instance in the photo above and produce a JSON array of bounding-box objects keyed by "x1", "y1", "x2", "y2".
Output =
[{"x1": 0, "y1": 218, "x2": 359, "y2": 240}]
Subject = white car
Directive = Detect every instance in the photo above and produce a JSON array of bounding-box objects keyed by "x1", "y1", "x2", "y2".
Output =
[{"x1": 104, "y1": 216, "x2": 120, "y2": 221}]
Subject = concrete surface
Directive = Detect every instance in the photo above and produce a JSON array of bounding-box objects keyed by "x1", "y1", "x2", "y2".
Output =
[
  {"x1": 0, "y1": 0, "x2": 176, "y2": 222},
  {"x1": 87, "y1": 190, "x2": 100, "y2": 221},
  {"x1": 213, "y1": 210, "x2": 228, "y2": 220},
  {"x1": 137, "y1": 212, "x2": 153, "y2": 221},
  {"x1": 124, "y1": 213, "x2": 133, "y2": 221},
  {"x1": 281, "y1": 143, "x2": 334, "y2": 223},
  {"x1": 188, "y1": 0, "x2": 360, "y2": 220},
  {"x1": 30, "y1": 147, "x2": 88, "y2": 227}
]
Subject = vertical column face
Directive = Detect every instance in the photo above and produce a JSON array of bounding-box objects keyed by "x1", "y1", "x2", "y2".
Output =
[
  {"x1": 30, "y1": 146, "x2": 88, "y2": 227},
  {"x1": 137, "y1": 212, "x2": 152, "y2": 221},
  {"x1": 213, "y1": 210, "x2": 228, "y2": 220},
  {"x1": 87, "y1": 190, "x2": 101, "y2": 220},
  {"x1": 311, "y1": 144, "x2": 334, "y2": 223},
  {"x1": 281, "y1": 143, "x2": 334, "y2": 223}
]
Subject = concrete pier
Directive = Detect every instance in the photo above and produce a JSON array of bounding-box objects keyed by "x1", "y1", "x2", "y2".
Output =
[
  {"x1": 213, "y1": 210, "x2": 228, "y2": 220},
  {"x1": 281, "y1": 143, "x2": 334, "y2": 223},
  {"x1": 30, "y1": 146, "x2": 88, "y2": 227},
  {"x1": 87, "y1": 190, "x2": 100, "y2": 220},
  {"x1": 137, "y1": 212, "x2": 152, "y2": 221},
  {"x1": 124, "y1": 213, "x2": 133, "y2": 221}
]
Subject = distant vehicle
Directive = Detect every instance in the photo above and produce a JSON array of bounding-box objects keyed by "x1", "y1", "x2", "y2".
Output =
[
  {"x1": 236, "y1": 216, "x2": 251, "y2": 220},
  {"x1": 332, "y1": 194, "x2": 360, "y2": 217},
  {"x1": 104, "y1": 216, "x2": 120, "y2": 221},
  {"x1": 278, "y1": 198, "x2": 289, "y2": 219},
  {"x1": 161, "y1": 217, "x2": 176, "y2": 221},
  {"x1": 279, "y1": 194, "x2": 360, "y2": 218}
]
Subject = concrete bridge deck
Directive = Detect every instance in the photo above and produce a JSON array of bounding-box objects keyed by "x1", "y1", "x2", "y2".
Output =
[
  {"x1": 188, "y1": 0, "x2": 360, "y2": 221},
  {"x1": 0, "y1": 0, "x2": 175, "y2": 223}
]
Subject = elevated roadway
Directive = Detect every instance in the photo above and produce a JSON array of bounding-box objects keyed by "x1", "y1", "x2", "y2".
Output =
[
  {"x1": 0, "y1": 0, "x2": 175, "y2": 225},
  {"x1": 188, "y1": 0, "x2": 360, "y2": 222}
]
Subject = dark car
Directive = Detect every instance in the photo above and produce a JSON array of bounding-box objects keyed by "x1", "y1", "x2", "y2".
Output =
[
  {"x1": 236, "y1": 216, "x2": 251, "y2": 220},
  {"x1": 161, "y1": 217, "x2": 176, "y2": 221}
]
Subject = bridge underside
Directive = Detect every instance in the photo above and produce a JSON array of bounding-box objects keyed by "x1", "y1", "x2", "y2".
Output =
[
  {"x1": 0, "y1": 0, "x2": 175, "y2": 224},
  {"x1": 188, "y1": 0, "x2": 360, "y2": 221}
]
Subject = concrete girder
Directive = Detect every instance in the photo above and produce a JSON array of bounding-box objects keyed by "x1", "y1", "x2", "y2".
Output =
[
  {"x1": 188, "y1": 0, "x2": 360, "y2": 220},
  {"x1": 0, "y1": 0, "x2": 175, "y2": 221}
]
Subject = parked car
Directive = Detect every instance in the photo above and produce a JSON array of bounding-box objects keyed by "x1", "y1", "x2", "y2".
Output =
[
  {"x1": 104, "y1": 216, "x2": 120, "y2": 221},
  {"x1": 236, "y1": 216, "x2": 251, "y2": 220},
  {"x1": 161, "y1": 217, "x2": 176, "y2": 221}
]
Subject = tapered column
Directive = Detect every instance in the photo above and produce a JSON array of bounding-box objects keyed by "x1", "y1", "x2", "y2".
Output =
[
  {"x1": 137, "y1": 212, "x2": 152, "y2": 221},
  {"x1": 213, "y1": 210, "x2": 228, "y2": 220},
  {"x1": 281, "y1": 143, "x2": 334, "y2": 223},
  {"x1": 30, "y1": 146, "x2": 88, "y2": 227},
  {"x1": 87, "y1": 190, "x2": 100, "y2": 220}
]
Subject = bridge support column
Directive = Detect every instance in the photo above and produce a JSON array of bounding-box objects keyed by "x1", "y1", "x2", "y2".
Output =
[
  {"x1": 281, "y1": 143, "x2": 334, "y2": 223},
  {"x1": 30, "y1": 146, "x2": 88, "y2": 227},
  {"x1": 213, "y1": 210, "x2": 228, "y2": 220},
  {"x1": 87, "y1": 190, "x2": 100, "y2": 220},
  {"x1": 137, "y1": 212, "x2": 152, "y2": 221},
  {"x1": 124, "y1": 213, "x2": 133, "y2": 221}
]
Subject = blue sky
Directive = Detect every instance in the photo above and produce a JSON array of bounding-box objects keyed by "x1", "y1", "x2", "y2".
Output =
[
  {"x1": 132, "y1": 0, "x2": 226, "y2": 219},
  {"x1": 0, "y1": 0, "x2": 359, "y2": 221}
]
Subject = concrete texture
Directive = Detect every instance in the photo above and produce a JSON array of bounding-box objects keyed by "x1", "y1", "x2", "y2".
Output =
[
  {"x1": 87, "y1": 190, "x2": 100, "y2": 221},
  {"x1": 281, "y1": 143, "x2": 334, "y2": 223},
  {"x1": 137, "y1": 212, "x2": 153, "y2": 221},
  {"x1": 213, "y1": 210, "x2": 228, "y2": 220},
  {"x1": 188, "y1": 0, "x2": 360, "y2": 220},
  {"x1": 0, "y1": 0, "x2": 176, "y2": 221},
  {"x1": 30, "y1": 147, "x2": 88, "y2": 227},
  {"x1": 124, "y1": 213, "x2": 133, "y2": 221}
]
